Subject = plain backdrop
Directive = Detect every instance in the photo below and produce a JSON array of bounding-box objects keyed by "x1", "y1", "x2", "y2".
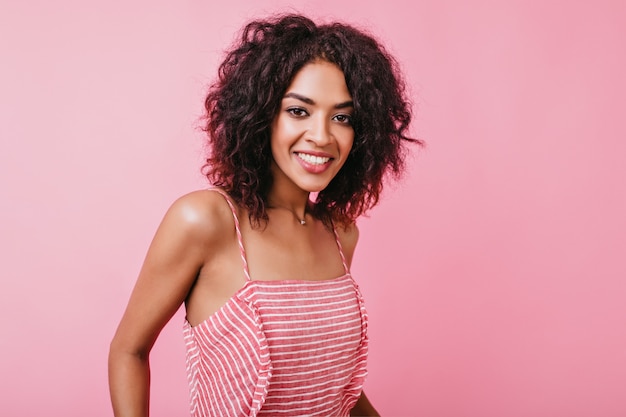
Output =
[{"x1": 1, "y1": 1, "x2": 625, "y2": 416}]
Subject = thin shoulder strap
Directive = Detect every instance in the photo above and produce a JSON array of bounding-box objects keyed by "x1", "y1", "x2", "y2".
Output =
[
  {"x1": 209, "y1": 188, "x2": 251, "y2": 281},
  {"x1": 332, "y1": 224, "x2": 350, "y2": 275}
]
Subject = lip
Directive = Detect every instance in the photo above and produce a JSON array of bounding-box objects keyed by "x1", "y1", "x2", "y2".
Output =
[
  {"x1": 294, "y1": 150, "x2": 335, "y2": 158},
  {"x1": 294, "y1": 151, "x2": 335, "y2": 174}
]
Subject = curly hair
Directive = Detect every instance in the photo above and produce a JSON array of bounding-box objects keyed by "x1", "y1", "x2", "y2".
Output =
[{"x1": 203, "y1": 14, "x2": 421, "y2": 226}]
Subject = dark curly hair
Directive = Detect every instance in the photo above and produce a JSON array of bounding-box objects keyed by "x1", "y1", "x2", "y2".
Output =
[{"x1": 203, "y1": 14, "x2": 421, "y2": 226}]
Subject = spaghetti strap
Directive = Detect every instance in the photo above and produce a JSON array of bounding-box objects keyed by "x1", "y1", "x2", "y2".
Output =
[
  {"x1": 208, "y1": 188, "x2": 251, "y2": 281},
  {"x1": 332, "y1": 226, "x2": 350, "y2": 275}
]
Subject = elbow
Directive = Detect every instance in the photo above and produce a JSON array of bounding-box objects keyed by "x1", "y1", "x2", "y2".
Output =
[{"x1": 109, "y1": 336, "x2": 150, "y2": 365}]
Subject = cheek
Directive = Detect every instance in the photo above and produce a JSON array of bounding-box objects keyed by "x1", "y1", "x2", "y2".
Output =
[
  {"x1": 341, "y1": 133, "x2": 355, "y2": 156},
  {"x1": 271, "y1": 118, "x2": 299, "y2": 147},
  {"x1": 270, "y1": 121, "x2": 287, "y2": 152}
]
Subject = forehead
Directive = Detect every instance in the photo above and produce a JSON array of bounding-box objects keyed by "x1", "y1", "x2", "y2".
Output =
[{"x1": 285, "y1": 60, "x2": 352, "y2": 102}]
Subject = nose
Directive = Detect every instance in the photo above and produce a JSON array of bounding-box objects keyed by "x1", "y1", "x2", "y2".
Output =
[{"x1": 306, "y1": 115, "x2": 332, "y2": 147}]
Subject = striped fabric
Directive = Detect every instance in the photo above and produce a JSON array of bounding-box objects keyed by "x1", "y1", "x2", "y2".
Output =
[{"x1": 182, "y1": 189, "x2": 368, "y2": 417}]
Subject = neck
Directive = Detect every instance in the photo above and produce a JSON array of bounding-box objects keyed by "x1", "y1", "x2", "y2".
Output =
[
  {"x1": 267, "y1": 195, "x2": 309, "y2": 223},
  {"x1": 266, "y1": 179, "x2": 311, "y2": 224}
]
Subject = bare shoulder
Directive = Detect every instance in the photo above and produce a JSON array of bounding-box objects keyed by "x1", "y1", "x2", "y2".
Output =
[
  {"x1": 109, "y1": 189, "x2": 238, "y2": 357},
  {"x1": 335, "y1": 221, "x2": 359, "y2": 245},
  {"x1": 335, "y1": 221, "x2": 360, "y2": 264},
  {"x1": 159, "y1": 189, "x2": 235, "y2": 248}
]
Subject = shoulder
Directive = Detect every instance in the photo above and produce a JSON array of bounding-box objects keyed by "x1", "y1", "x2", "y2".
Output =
[
  {"x1": 334, "y1": 221, "x2": 359, "y2": 261},
  {"x1": 158, "y1": 189, "x2": 236, "y2": 248},
  {"x1": 335, "y1": 221, "x2": 359, "y2": 244}
]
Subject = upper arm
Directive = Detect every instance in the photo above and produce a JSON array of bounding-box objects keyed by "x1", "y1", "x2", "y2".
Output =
[{"x1": 110, "y1": 190, "x2": 229, "y2": 356}]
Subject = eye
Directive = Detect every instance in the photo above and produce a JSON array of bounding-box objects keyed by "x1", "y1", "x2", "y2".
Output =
[
  {"x1": 287, "y1": 107, "x2": 308, "y2": 118},
  {"x1": 333, "y1": 113, "x2": 353, "y2": 125}
]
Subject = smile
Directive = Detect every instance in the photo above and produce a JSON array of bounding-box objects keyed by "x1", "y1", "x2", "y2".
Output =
[{"x1": 295, "y1": 152, "x2": 331, "y2": 165}]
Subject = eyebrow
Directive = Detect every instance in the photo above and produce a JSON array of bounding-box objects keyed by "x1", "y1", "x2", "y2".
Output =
[{"x1": 283, "y1": 92, "x2": 353, "y2": 109}]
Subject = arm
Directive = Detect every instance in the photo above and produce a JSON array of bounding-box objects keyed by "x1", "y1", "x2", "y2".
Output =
[
  {"x1": 108, "y1": 192, "x2": 223, "y2": 417},
  {"x1": 350, "y1": 391, "x2": 380, "y2": 417}
]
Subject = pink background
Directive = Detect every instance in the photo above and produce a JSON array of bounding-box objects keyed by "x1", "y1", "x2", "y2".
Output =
[{"x1": 1, "y1": 1, "x2": 625, "y2": 416}]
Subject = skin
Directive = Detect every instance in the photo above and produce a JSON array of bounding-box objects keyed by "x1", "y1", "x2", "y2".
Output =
[{"x1": 108, "y1": 60, "x2": 379, "y2": 416}]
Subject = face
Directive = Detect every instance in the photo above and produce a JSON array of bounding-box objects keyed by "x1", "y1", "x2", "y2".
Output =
[{"x1": 270, "y1": 60, "x2": 354, "y2": 194}]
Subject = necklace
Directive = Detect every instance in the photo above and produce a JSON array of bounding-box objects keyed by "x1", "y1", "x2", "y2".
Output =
[{"x1": 269, "y1": 206, "x2": 307, "y2": 225}]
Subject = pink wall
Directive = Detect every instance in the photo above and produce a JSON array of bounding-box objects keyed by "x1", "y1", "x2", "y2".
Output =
[{"x1": 1, "y1": 1, "x2": 625, "y2": 416}]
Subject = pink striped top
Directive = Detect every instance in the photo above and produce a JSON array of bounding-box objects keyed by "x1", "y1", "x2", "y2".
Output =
[{"x1": 182, "y1": 190, "x2": 369, "y2": 417}]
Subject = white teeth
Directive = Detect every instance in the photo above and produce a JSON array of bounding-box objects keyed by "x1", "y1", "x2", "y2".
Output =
[{"x1": 296, "y1": 153, "x2": 330, "y2": 165}]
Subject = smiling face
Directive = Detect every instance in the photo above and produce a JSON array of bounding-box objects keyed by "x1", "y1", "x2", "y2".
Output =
[{"x1": 270, "y1": 60, "x2": 354, "y2": 194}]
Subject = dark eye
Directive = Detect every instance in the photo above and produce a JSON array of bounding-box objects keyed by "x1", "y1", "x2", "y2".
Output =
[
  {"x1": 333, "y1": 114, "x2": 352, "y2": 124},
  {"x1": 287, "y1": 107, "x2": 308, "y2": 117}
]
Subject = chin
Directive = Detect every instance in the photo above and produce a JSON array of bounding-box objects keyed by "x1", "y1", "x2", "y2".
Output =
[
  {"x1": 301, "y1": 186, "x2": 327, "y2": 194},
  {"x1": 297, "y1": 180, "x2": 331, "y2": 193}
]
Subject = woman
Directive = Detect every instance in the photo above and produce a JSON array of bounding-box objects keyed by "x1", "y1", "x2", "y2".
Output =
[{"x1": 109, "y1": 14, "x2": 418, "y2": 417}]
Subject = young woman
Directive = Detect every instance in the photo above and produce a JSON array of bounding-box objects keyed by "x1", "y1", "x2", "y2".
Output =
[{"x1": 109, "y1": 14, "x2": 418, "y2": 417}]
